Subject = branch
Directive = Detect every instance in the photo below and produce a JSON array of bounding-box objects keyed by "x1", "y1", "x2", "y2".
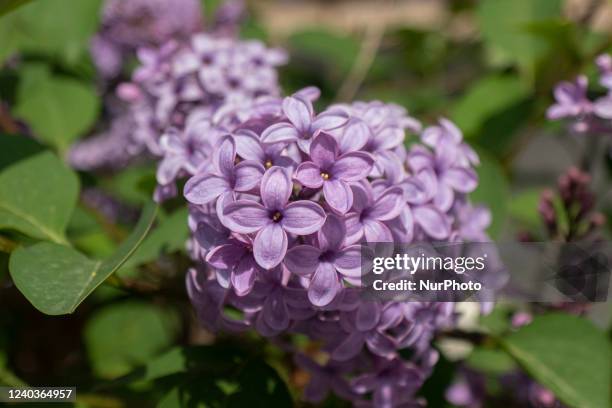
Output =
[{"x1": 335, "y1": 3, "x2": 387, "y2": 103}]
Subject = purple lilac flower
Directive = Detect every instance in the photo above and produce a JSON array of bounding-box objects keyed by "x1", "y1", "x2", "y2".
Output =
[
  {"x1": 285, "y1": 214, "x2": 362, "y2": 306},
  {"x1": 183, "y1": 93, "x2": 489, "y2": 407},
  {"x1": 221, "y1": 166, "x2": 326, "y2": 269},
  {"x1": 184, "y1": 135, "x2": 264, "y2": 208},
  {"x1": 295, "y1": 132, "x2": 374, "y2": 214},
  {"x1": 261, "y1": 93, "x2": 348, "y2": 152},
  {"x1": 547, "y1": 55, "x2": 612, "y2": 134}
]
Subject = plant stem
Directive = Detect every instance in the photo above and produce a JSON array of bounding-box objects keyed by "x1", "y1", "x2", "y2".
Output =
[
  {"x1": 0, "y1": 236, "x2": 18, "y2": 253},
  {"x1": 335, "y1": 1, "x2": 387, "y2": 102}
]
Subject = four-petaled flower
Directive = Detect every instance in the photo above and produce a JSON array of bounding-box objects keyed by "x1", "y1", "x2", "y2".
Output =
[
  {"x1": 184, "y1": 135, "x2": 265, "y2": 206},
  {"x1": 222, "y1": 166, "x2": 326, "y2": 269},
  {"x1": 285, "y1": 214, "x2": 362, "y2": 306},
  {"x1": 261, "y1": 92, "x2": 348, "y2": 152},
  {"x1": 295, "y1": 132, "x2": 374, "y2": 214}
]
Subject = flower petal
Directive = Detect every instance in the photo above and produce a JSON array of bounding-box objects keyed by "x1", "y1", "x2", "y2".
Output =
[
  {"x1": 345, "y1": 213, "x2": 364, "y2": 244},
  {"x1": 254, "y1": 223, "x2": 288, "y2": 269},
  {"x1": 282, "y1": 201, "x2": 326, "y2": 234},
  {"x1": 184, "y1": 173, "x2": 229, "y2": 204},
  {"x1": 318, "y1": 213, "x2": 346, "y2": 251},
  {"x1": 369, "y1": 186, "x2": 405, "y2": 221},
  {"x1": 156, "y1": 156, "x2": 184, "y2": 185},
  {"x1": 295, "y1": 162, "x2": 324, "y2": 188},
  {"x1": 434, "y1": 183, "x2": 454, "y2": 212},
  {"x1": 206, "y1": 242, "x2": 246, "y2": 270},
  {"x1": 234, "y1": 129, "x2": 265, "y2": 161},
  {"x1": 232, "y1": 255, "x2": 258, "y2": 296},
  {"x1": 413, "y1": 205, "x2": 450, "y2": 239},
  {"x1": 310, "y1": 132, "x2": 338, "y2": 170},
  {"x1": 263, "y1": 291, "x2": 290, "y2": 330},
  {"x1": 214, "y1": 135, "x2": 236, "y2": 179},
  {"x1": 285, "y1": 245, "x2": 321, "y2": 276},
  {"x1": 443, "y1": 167, "x2": 478, "y2": 193},
  {"x1": 222, "y1": 200, "x2": 270, "y2": 233},
  {"x1": 331, "y1": 151, "x2": 374, "y2": 182},
  {"x1": 283, "y1": 95, "x2": 313, "y2": 132},
  {"x1": 260, "y1": 166, "x2": 292, "y2": 210},
  {"x1": 323, "y1": 179, "x2": 353, "y2": 214},
  {"x1": 311, "y1": 108, "x2": 349, "y2": 131},
  {"x1": 234, "y1": 160, "x2": 265, "y2": 191},
  {"x1": 338, "y1": 119, "x2": 370, "y2": 153},
  {"x1": 308, "y1": 262, "x2": 341, "y2": 307},
  {"x1": 363, "y1": 219, "x2": 393, "y2": 242},
  {"x1": 334, "y1": 245, "x2": 362, "y2": 278},
  {"x1": 261, "y1": 122, "x2": 299, "y2": 144}
]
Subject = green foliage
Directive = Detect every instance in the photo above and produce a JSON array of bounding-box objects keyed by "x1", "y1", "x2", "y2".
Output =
[
  {"x1": 9, "y1": 204, "x2": 157, "y2": 315},
  {"x1": 0, "y1": 146, "x2": 78, "y2": 244},
  {"x1": 85, "y1": 301, "x2": 180, "y2": 379},
  {"x1": 120, "y1": 208, "x2": 189, "y2": 270},
  {"x1": 451, "y1": 75, "x2": 530, "y2": 138},
  {"x1": 0, "y1": 0, "x2": 102, "y2": 65},
  {"x1": 477, "y1": 0, "x2": 562, "y2": 72},
  {"x1": 502, "y1": 313, "x2": 611, "y2": 408},
  {"x1": 466, "y1": 347, "x2": 516, "y2": 374},
  {"x1": 147, "y1": 346, "x2": 293, "y2": 407},
  {"x1": 469, "y1": 150, "x2": 509, "y2": 237},
  {"x1": 508, "y1": 189, "x2": 543, "y2": 230},
  {"x1": 13, "y1": 65, "x2": 99, "y2": 152},
  {"x1": 0, "y1": 0, "x2": 32, "y2": 18}
]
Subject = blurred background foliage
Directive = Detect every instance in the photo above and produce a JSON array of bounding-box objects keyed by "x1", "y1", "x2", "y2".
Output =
[{"x1": 0, "y1": 0, "x2": 611, "y2": 407}]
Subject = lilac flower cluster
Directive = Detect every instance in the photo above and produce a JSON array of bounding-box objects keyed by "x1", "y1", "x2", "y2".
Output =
[
  {"x1": 547, "y1": 54, "x2": 612, "y2": 135},
  {"x1": 184, "y1": 89, "x2": 490, "y2": 406},
  {"x1": 70, "y1": 0, "x2": 276, "y2": 174},
  {"x1": 91, "y1": 0, "x2": 204, "y2": 79},
  {"x1": 126, "y1": 35, "x2": 288, "y2": 199}
]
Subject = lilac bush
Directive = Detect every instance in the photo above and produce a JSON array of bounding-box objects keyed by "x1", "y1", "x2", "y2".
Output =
[{"x1": 182, "y1": 89, "x2": 490, "y2": 406}]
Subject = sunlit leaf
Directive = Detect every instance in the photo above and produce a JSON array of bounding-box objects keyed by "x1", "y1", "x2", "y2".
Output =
[{"x1": 9, "y1": 204, "x2": 158, "y2": 315}]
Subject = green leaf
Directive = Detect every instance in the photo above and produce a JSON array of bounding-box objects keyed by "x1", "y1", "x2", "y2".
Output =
[
  {"x1": 477, "y1": 0, "x2": 562, "y2": 70},
  {"x1": 469, "y1": 150, "x2": 509, "y2": 238},
  {"x1": 502, "y1": 313, "x2": 611, "y2": 408},
  {"x1": 0, "y1": 0, "x2": 32, "y2": 17},
  {"x1": 120, "y1": 208, "x2": 189, "y2": 270},
  {"x1": 0, "y1": 133, "x2": 44, "y2": 171},
  {"x1": 451, "y1": 75, "x2": 529, "y2": 138},
  {"x1": 85, "y1": 301, "x2": 179, "y2": 379},
  {"x1": 9, "y1": 203, "x2": 158, "y2": 315},
  {"x1": 0, "y1": 150, "x2": 78, "y2": 244},
  {"x1": 13, "y1": 67, "x2": 99, "y2": 151},
  {"x1": 0, "y1": 0, "x2": 102, "y2": 65},
  {"x1": 466, "y1": 347, "x2": 516, "y2": 374},
  {"x1": 508, "y1": 189, "x2": 543, "y2": 230}
]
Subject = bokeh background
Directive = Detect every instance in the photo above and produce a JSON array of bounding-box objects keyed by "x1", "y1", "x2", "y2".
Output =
[{"x1": 0, "y1": 0, "x2": 611, "y2": 407}]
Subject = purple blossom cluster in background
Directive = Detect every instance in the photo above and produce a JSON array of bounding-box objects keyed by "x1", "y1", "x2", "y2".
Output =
[
  {"x1": 547, "y1": 54, "x2": 612, "y2": 135},
  {"x1": 69, "y1": 0, "x2": 285, "y2": 180},
  {"x1": 91, "y1": 0, "x2": 203, "y2": 79},
  {"x1": 182, "y1": 89, "x2": 490, "y2": 406}
]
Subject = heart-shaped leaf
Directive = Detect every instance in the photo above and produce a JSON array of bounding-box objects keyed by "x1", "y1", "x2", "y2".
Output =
[
  {"x1": 9, "y1": 203, "x2": 158, "y2": 315},
  {"x1": 502, "y1": 313, "x2": 610, "y2": 408},
  {"x1": 0, "y1": 149, "x2": 79, "y2": 244},
  {"x1": 13, "y1": 66, "x2": 99, "y2": 151}
]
